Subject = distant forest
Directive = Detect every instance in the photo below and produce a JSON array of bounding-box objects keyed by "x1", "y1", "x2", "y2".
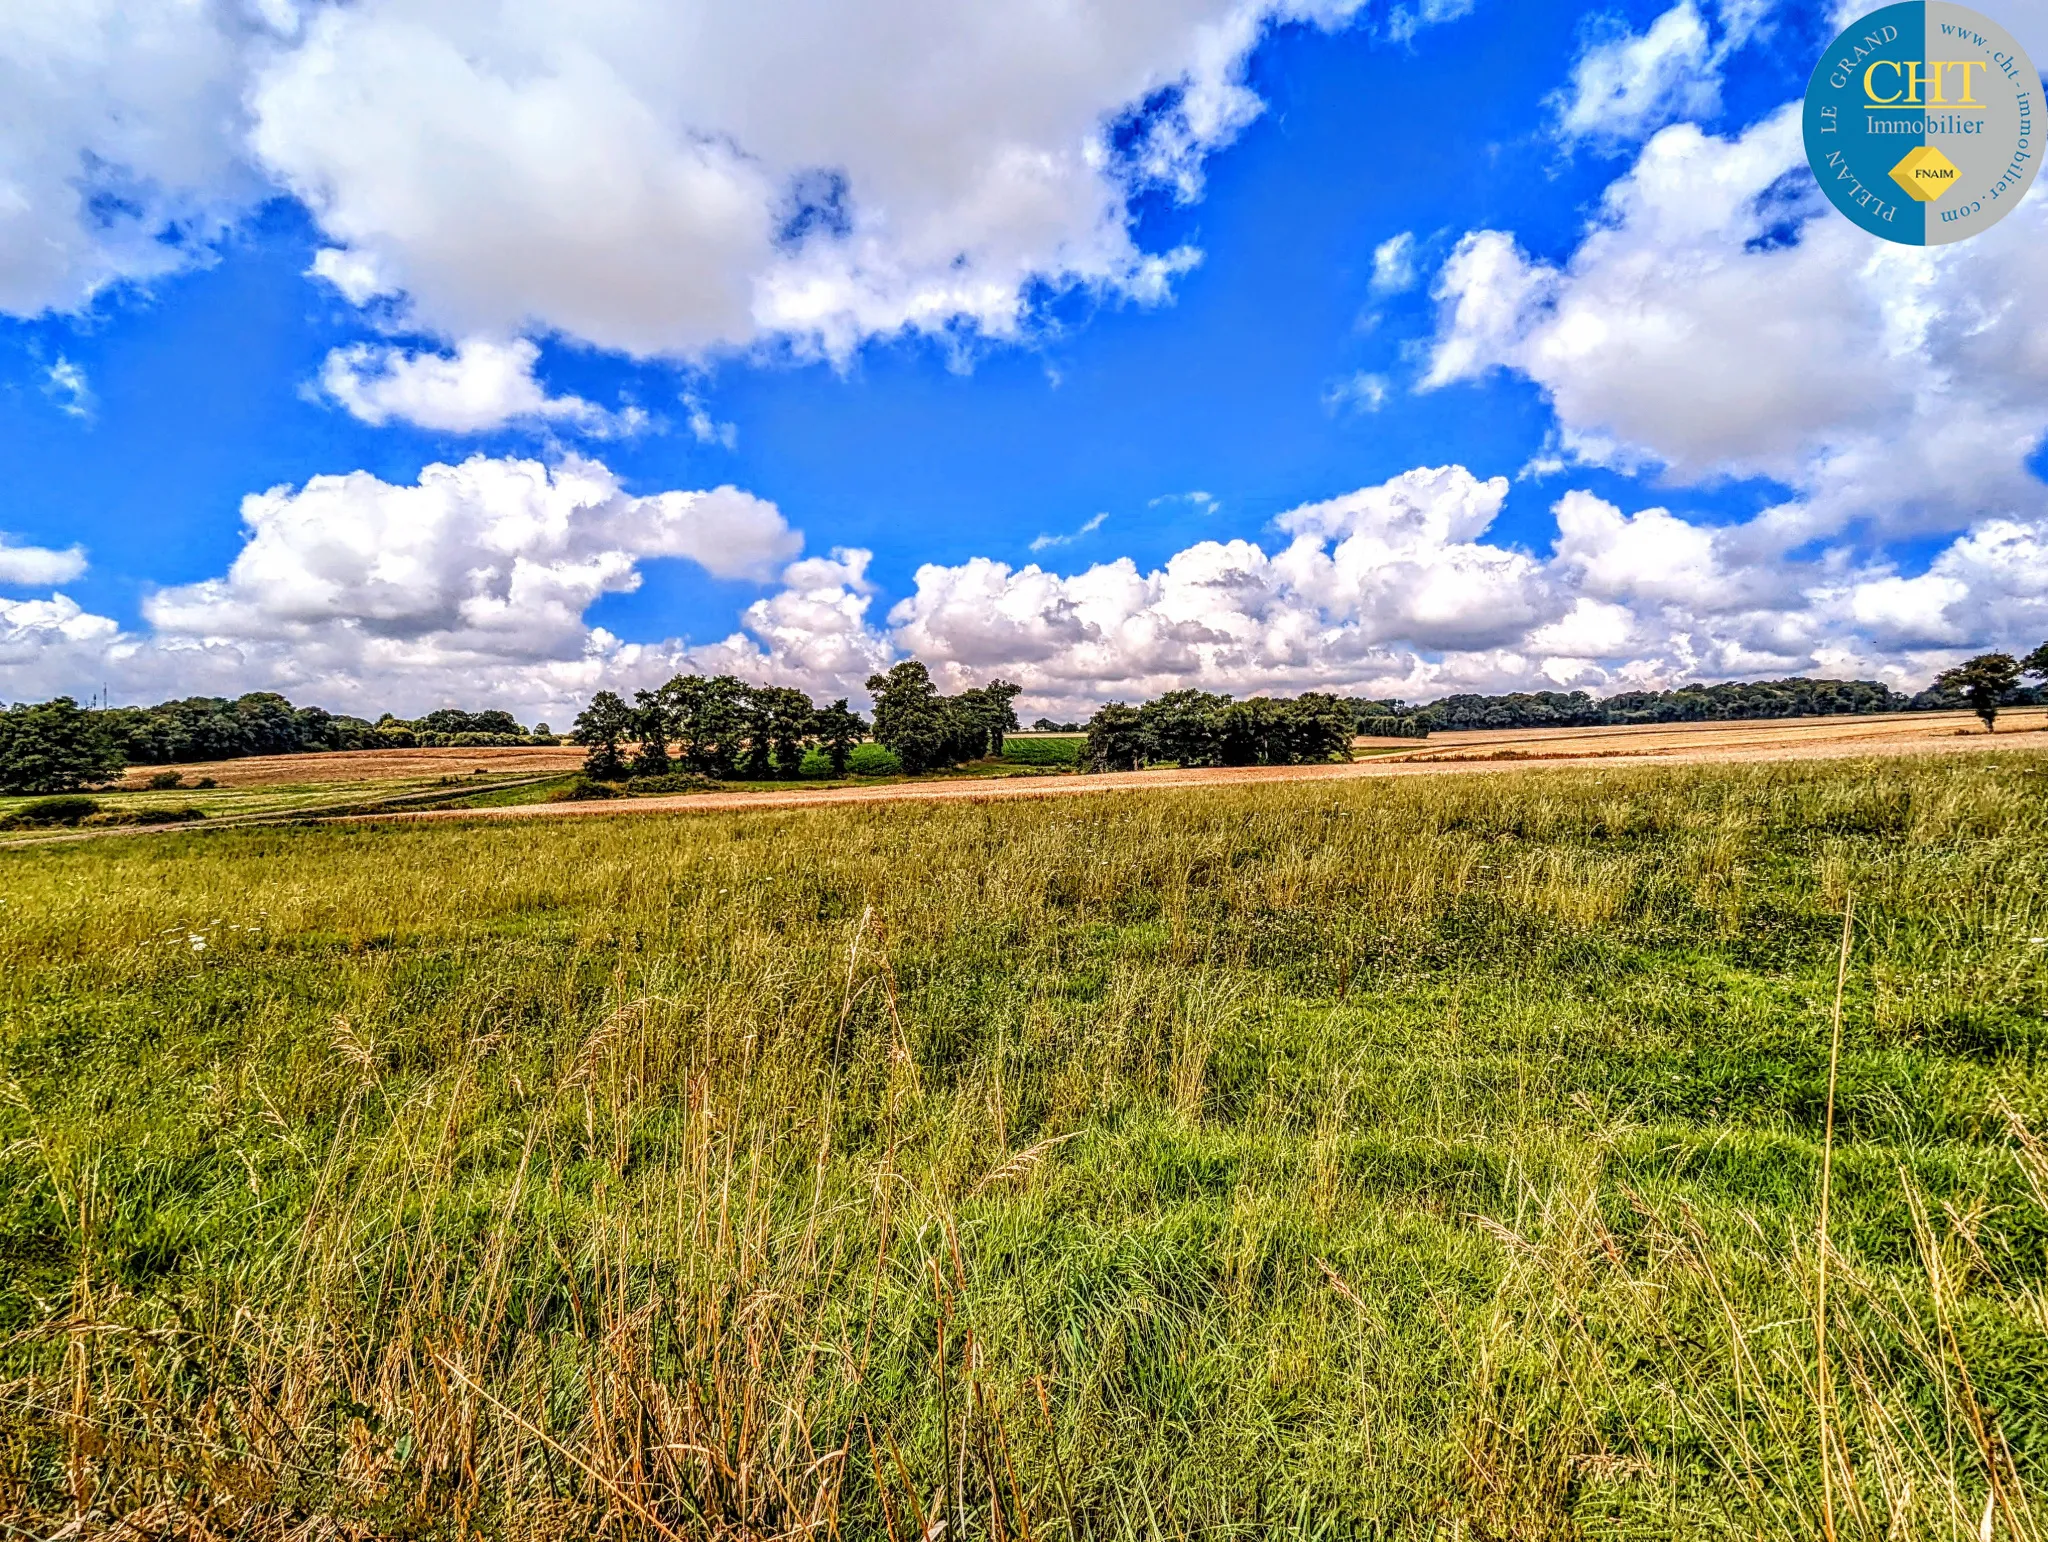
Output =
[{"x1": 1384, "y1": 676, "x2": 1998, "y2": 732}]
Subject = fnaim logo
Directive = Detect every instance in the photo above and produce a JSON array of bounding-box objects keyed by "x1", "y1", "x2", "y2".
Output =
[{"x1": 1804, "y1": 3, "x2": 2039, "y2": 244}]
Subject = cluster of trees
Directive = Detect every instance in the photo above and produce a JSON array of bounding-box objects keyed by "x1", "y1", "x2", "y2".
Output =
[
  {"x1": 0, "y1": 691, "x2": 557, "y2": 794},
  {"x1": 574, "y1": 676, "x2": 866, "y2": 781},
  {"x1": 0, "y1": 699, "x2": 125, "y2": 795},
  {"x1": 866, "y1": 663, "x2": 1021, "y2": 774},
  {"x1": 573, "y1": 662, "x2": 1023, "y2": 782},
  {"x1": 1085, "y1": 690, "x2": 1357, "y2": 772}
]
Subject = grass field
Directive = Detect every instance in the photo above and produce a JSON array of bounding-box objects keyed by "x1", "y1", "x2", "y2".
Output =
[{"x1": 3, "y1": 754, "x2": 2047, "y2": 1538}]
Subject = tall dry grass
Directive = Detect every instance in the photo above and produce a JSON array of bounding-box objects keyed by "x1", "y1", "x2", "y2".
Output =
[{"x1": 0, "y1": 756, "x2": 2044, "y2": 1537}]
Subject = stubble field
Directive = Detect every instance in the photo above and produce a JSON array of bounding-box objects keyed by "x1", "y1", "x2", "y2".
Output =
[{"x1": 2, "y1": 751, "x2": 2046, "y2": 1539}]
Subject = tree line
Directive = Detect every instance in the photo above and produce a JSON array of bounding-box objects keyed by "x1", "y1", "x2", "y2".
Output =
[
  {"x1": 0, "y1": 693, "x2": 556, "y2": 795},
  {"x1": 10, "y1": 651, "x2": 2048, "y2": 798},
  {"x1": 1397, "y1": 677, "x2": 1916, "y2": 733},
  {"x1": 571, "y1": 662, "x2": 1022, "y2": 782}
]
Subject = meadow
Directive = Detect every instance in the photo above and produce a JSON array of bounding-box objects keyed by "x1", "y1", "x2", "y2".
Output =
[{"x1": 1, "y1": 753, "x2": 2046, "y2": 1539}]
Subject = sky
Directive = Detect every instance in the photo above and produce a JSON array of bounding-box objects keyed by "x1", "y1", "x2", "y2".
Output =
[{"x1": 1, "y1": 0, "x2": 2046, "y2": 723}]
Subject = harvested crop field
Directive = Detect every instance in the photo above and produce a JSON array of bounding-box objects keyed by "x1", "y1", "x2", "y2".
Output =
[
  {"x1": 110, "y1": 743, "x2": 587, "y2": 789},
  {"x1": 355, "y1": 706, "x2": 2048, "y2": 826}
]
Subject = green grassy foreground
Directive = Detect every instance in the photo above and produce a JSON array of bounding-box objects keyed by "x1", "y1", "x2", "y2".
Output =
[{"x1": 2, "y1": 756, "x2": 2046, "y2": 1539}]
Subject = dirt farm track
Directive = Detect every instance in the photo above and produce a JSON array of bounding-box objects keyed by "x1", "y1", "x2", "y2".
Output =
[{"x1": 358, "y1": 706, "x2": 2048, "y2": 826}]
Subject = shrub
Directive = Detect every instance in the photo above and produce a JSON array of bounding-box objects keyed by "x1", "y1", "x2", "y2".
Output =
[
  {"x1": 1003, "y1": 736, "x2": 1083, "y2": 767},
  {"x1": 194, "y1": 777, "x2": 218, "y2": 789},
  {"x1": 846, "y1": 743, "x2": 901, "y2": 777},
  {"x1": 628, "y1": 772, "x2": 720, "y2": 795},
  {"x1": 130, "y1": 806, "x2": 206, "y2": 826},
  {"x1": 78, "y1": 807, "x2": 207, "y2": 829},
  {"x1": 6, "y1": 795, "x2": 102, "y2": 827},
  {"x1": 798, "y1": 748, "x2": 835, "y2": 779},
  {"x1": 416, "y1": 731, "x2": 537, "y2": 748},
  {"x1": 146, "y1": 770, "x2": 186, "y2": 789},
  {"x1": 546, "y1": 776, "x2": 624, "y2": 803}
]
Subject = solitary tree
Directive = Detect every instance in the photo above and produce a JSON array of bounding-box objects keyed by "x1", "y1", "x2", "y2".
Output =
[
  {"x1": 1937, "y1": 653, "x2": 2021, "y2": 732},
  {"x1": 813, "y1": 699, "x2": 866, "y2": 775},
  {"x1": 0, "y1": 698, "x2": 125, "y2": 794},
  {"x1": 666, "y1": 675, "x2": 750, "y2": 777},
  {"x1": 867, "y1": 661, "x2": 949, "y2": 774},
  {"x1": 2022, "y1": 640, "x2": 2048, "y2": 685},
  {"x1": 572, "y1": 690, "x2": 634, "y2": 779}
]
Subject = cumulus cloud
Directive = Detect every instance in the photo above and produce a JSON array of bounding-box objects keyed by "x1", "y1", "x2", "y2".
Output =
[
  {"x1": 0, "y1": 0, "x2": 258, "y2": 316},
  {"x1": 9, "y1": 462, "x2": 2048, "y2": 719},
  {"x1": 879, "y1": 471, "x2": 2048, "y2": 714},
  {"x1": 0, "y1": 536, "x2": 89, "y2": 587},
  {"x1": 145, "y1": 456, "x2": 800, "y2": 654},
  {"x1": 3, "y1": 0, "x2": 1489, "y2": 360},
  {"x1": 0, "y1": 455, "x2": 824, "y2": 717},
  {"x1": 317, "y1": 337, "x2": 647, "y2": 436},
  {"x1": 1424, "y1": 104, "x2": 2048, "y2": 542}
]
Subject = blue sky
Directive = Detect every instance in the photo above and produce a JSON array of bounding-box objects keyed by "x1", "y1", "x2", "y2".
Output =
[{"x1": 2, "y1": 0, "x2": 2044, "y2": 719}]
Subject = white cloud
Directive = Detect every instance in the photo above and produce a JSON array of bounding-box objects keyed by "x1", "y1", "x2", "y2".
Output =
[
  {"x1": 2, "y1": 0, "x2": 1490, "y2": 358},
  {"x1": 1323, "y1": 371, "x2": 1389, "y2": 413},
  {"x1": 687, "y1": 548, "x2": 895, "y2": 690},
  {"x1": 1553, "y1": 0, "x2": 1772, "y2": 147},
  {"x1": 1031, "y1": 512, "x2": 1110, "y2": 552},
  {"x1": 1370, "y1": 231, "x2": 1418, "y2": 294},
  {"x1": 317, "y1": 337, "x2": 647, "y2": 436},
  {"x1": 1424, "y1": 105, "x2": 2048, "y2": 542},
  {"x1": 0, "y1": 536, "x2": 89, "y2": 587},
  {"x1": 1, "y1": 455, "x2": 808, "y2": 718},
  {"x1": 0, "y1": 0, "x2": 257, "y2": 316},
  {"x1": 308, "y1": 246, "x2": 397, "y2": 307},
  {"x1": 683, "y1": 392, "x2": 737, "y2": 449},
  {"x1": 144, "y1": 456, "x2": 799, "y2": 653},
  {"x1": 9, "y1": 461, "x2": 2048, "y2": 720},
  {"x1": 876, "y1": 469, "x2": 2048, "y2": 713},
  {"x1": 1388, "y1": 0, "x2": 1476, "y2": 45},
  {"x1": 43, "y1": 358, "x2": 93, "y2": 420}
]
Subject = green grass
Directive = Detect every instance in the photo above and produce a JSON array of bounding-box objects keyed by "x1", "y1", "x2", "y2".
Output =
[
  {"x1": 2, "y1": 755, "x2": 2047, "y2": 1538},
  {"x1": 1005, "y1": 735, "x2": 1086, "y2": 767}
]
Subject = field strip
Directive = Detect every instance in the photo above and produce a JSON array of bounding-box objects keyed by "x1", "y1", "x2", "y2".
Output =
[
  {"x1": 347, "y1": 725, "x2": 2048, "y2": 827},
  {"x1": 6, "y1": 714, "x2": 2042, "y2": 848}
]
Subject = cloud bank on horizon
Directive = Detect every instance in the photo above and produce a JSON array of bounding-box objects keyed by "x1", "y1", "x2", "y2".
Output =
[{"x1": 1, "y1": 0, "x2": 2046, "y2": 721}]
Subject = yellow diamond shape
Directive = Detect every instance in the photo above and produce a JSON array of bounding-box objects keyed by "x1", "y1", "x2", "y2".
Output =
[{"x1": 1890, "y1": 144, "x2": 1961, "y2": 203}]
